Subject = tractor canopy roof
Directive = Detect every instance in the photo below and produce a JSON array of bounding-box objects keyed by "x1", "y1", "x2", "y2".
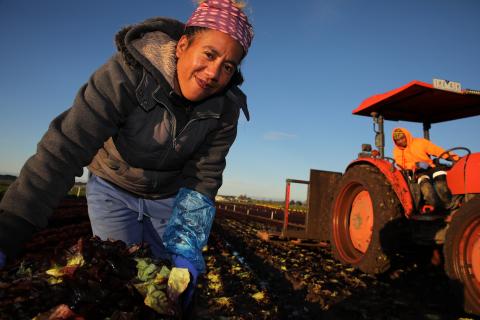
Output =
[{"x1": 352, "y1": 80, "x2": 480, "y2": 123}]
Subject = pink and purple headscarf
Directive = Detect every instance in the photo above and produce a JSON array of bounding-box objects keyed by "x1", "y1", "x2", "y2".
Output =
[{"x1": 185, "y1": 0, "x2": 254, "y2": 54}]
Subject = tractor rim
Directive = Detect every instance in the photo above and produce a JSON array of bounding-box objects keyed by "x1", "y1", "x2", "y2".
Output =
[
  {"x1": 333, "y1": 183, "x2": 373, "y2": 264},
  {"x1": 349, "y1": 190, "x2": 373, "y2": 253},
  {"x1": 457, "y1": 215, "x2": 480, "y2": 305}
]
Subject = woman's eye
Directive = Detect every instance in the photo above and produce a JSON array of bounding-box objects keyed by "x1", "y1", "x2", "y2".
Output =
[
  {"x1": 224, "y1": 64, "x2": 234, "y2": 74},
  {"x1": 204, "y1": 51, "x2": 214, "y2": 59}
]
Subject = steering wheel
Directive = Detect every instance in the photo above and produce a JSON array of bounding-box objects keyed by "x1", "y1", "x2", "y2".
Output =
[
  {"x1": 383, "y1": 156, "x2": 399, "y2": 168},
  {"x1": 433, "y1": 147, "x2": 471, "y2": 166},
  {"x1": 384, "y1": 156, "x2": 411, "y2": 177}
]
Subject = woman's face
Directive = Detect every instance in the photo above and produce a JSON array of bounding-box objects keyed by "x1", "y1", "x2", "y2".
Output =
[{"x1": 175, "y1": 29, "x2": 244, "y2": 102}]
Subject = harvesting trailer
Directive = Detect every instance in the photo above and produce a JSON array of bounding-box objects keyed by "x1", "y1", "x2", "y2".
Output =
[{"x1": 281, "y1": 79, "x2": 480, "y2": 315}]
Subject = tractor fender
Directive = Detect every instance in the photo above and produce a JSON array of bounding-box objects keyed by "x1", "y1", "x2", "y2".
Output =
[
  {"x1": 346, "y1": 158, "x2": 414, "y2": 217},
  {"x1": 447, "y1": 152, "x2": 480, "y2": 195}
]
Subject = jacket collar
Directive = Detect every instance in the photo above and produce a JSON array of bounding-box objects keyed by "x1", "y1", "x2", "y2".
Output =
[
  {"x1": 151, "y1": 83, "x2": 248, "y2": 120},
  {"x1": 153, "y1": 86, "x2": 224, "y2": 118}
]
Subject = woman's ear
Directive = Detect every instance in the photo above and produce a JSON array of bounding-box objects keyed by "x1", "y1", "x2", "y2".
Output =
[{"x1": 176, "y1": 35, "x2": 189, "y2": 59}]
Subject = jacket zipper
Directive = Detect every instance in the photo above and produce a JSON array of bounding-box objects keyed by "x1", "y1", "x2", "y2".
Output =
[
  {"x1": 153, "y1": 93, "x2": 221, "y2": 148},
  {"x1": 173, "y1": 112, "x2": 221, "y2": 148}
]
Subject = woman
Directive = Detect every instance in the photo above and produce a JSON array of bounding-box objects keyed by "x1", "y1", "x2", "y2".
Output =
[{"x1": 0, "y1": 0, "x2": 253, "y2": 308}]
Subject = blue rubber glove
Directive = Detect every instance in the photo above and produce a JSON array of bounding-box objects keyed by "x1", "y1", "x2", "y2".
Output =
[
  {"x1": 0, "y1": 250, "x2": 6, "y2": 269},
  {"x1": 172, "y1": 254, "x2": 199, "y2": 309},
  {"x1": 163, "y1": 188, "x2": 215, "y2": 273}
]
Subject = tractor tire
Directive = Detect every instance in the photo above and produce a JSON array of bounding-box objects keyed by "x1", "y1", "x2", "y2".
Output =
[
  {"x1": 443, "y1": 196, "x2": 480, "y2": 316},
  {"x1": 329, "y1": 164, "x2": 404, "y2": 274}
]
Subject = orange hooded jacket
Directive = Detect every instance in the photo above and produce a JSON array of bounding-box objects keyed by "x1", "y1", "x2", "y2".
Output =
[{"x1": 392, "y1": 127, "x2": 447, "y2": 171}]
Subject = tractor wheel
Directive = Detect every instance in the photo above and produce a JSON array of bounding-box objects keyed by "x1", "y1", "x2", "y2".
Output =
[
  {"x1": 443, "y1": 196, "x2": 480, "y2": 316},
  {"x1": 330, "y1": 164, "x2": 404, "y2": 274}
]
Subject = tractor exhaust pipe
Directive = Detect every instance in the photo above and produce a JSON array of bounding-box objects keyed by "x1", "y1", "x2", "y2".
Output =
[
  {"x1": 423, "y1": 122, "x2": 431, "y2": 140},
  {"x1": 371, "y1": 112, "x2": 384, "y2": 158}
]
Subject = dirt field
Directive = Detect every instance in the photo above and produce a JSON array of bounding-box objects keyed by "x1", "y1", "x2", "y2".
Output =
[{"x1": 0, "y1": 198, "x2": 477, "y2": 319}]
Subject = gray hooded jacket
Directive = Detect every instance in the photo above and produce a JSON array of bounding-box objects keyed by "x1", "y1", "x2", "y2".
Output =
[{"x1": 0, "y1": 17, "x2": 249, "y2": 258}]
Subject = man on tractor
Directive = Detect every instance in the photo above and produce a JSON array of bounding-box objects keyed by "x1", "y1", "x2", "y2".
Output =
[{"x1": 392, "y1": 127, "x2": 459, "y2": 212}]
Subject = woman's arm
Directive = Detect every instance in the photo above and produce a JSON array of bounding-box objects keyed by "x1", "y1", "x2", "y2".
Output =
[{"x1": 0, "y1": 53, "x2": 141, "y2": 259}]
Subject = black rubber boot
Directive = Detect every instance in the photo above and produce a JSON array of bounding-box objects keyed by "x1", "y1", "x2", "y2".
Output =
[
  {"x1": 419, "y1": 179, "x2": 440, "y2": 210},
  {"x1": 409, "y1": 181, "x2": 422, "y2": 210},
  {"x1": 433, "y1": 175, "x2": 452, "y2": 209}
]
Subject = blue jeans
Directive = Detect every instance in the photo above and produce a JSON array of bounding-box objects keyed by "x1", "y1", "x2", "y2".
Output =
[{"x1": 86, "y1": 174, "x2": 175, "y2": 259}]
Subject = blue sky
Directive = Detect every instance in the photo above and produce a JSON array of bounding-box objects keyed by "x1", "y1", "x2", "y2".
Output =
[{"x1": 1, "y1": 0, "x2": 479, "y2": 201}]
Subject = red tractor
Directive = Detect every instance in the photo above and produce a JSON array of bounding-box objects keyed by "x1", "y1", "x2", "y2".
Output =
[{"x1": 328, "y1": 79, "x2": 480, "y2": 315}]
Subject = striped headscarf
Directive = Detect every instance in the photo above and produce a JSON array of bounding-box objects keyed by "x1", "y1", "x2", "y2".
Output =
[{"x1": 186, "y1": 0, "x2": 254, "y2": 54}]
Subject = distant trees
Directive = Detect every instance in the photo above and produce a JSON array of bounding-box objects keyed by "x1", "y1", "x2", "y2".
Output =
[
  {"x1": 217, "y1": 195, "x2": 305, "y2": 208},
  {"x1": 289, "y1": 200, "x2": 304, "y2": 206},
  {"x1": 236, "y1": 194, "x2": 253, "y2": 202}
]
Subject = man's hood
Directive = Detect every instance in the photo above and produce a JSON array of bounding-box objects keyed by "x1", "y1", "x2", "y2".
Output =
[{"x1": 392, "y1": 127, "x2": 413, "y2": 149}]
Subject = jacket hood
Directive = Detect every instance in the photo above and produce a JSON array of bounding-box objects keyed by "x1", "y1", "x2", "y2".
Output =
[
  {"x1": 115, "y1": 17, "x2": 184, "y2": 89},
  {"x1": 392, "y1": 127, "x2": 413, "y2": 149}
]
